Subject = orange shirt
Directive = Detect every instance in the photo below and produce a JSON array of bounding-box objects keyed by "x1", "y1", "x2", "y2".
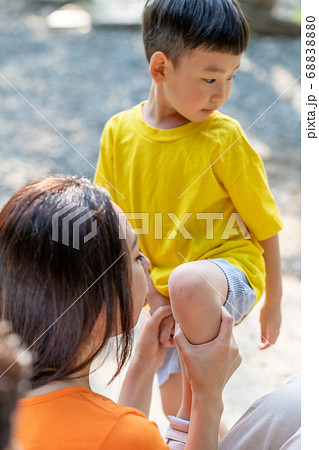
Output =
[{"x1": 14, "y1": 386, "x2": 169, "y2": 450}]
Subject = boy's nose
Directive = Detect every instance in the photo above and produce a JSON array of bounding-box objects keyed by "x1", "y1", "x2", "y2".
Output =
[{"x1": 210, "y1": 83, "x2": 226, "y2": 101}]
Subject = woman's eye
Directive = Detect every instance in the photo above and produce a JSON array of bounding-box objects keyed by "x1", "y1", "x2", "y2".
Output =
[
  {"x1": 136, "y1": 252, "x2": 145, "y2": 261},
  {"x1": 205, "y1": 78, "x2": 216, "y2": 84},
  {"x1": 227, "y1": 75, "x2": 236, "y2": 81}
]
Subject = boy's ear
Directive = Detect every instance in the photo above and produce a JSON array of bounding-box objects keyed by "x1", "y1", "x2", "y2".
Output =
[{"x1": 149, "y1": 52, "x2": 170, "y2": 83}]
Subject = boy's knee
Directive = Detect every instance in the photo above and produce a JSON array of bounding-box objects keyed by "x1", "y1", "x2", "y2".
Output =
[
  {"x1": 169, "y1": 264, "x2": 200, "y2": 301},
  {"x1": 168, "y1": 263, "x2": 217, "y2": 309}
]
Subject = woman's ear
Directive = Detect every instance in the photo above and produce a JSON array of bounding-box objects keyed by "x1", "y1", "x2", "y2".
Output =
[{"x1": 149, "y1": 52, "x2": 170, "y2": 84}]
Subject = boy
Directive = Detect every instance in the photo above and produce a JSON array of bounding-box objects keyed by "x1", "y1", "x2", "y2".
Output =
[{"x1": 95, "y1": 0, "x2": 283, "y2": 417}]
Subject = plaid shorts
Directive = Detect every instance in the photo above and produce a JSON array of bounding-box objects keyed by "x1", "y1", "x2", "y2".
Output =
[{"x1": 157, "y1": 258, "x2": 256, "y2": 387}]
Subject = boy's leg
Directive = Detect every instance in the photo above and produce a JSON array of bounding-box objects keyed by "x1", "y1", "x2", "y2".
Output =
[
  {"x1": 162, "y1": 260, "x2": 228, "y2": 417},
  {"x1": 168, "y1": 260, "x2": 228, "y2": 344},
  {"x1": 160, "y1": 371, "x2": 183, "y2": 417}
]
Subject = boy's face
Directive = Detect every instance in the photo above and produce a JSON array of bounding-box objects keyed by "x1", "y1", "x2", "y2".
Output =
[{"x1": 162, "y1": 48, "x2": 241, "y2": 123}]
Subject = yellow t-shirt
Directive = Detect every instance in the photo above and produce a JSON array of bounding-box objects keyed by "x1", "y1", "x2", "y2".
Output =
[{"x1": 95, "y1": 102, "x2": 283, "y2": 302}]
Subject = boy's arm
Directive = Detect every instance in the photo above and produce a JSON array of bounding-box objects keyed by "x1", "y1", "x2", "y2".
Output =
[{"x1": 259, "y1": 233, "x2": 282, "y2": 350}]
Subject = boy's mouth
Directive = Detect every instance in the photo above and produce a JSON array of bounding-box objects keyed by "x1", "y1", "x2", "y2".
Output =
[{"x1": 201, "y1": 108, "x2": 215, "y2": 115}]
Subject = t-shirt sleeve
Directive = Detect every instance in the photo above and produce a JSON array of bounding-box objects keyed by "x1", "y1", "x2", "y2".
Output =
[
  {"x1": 101, "y1": 412, "x2": 170, "y2": 450},
  {"x1": 94, "y1": 119, "x2": 116, "y2": 197},
  {"x1": 212, "y1": 121, "x2": 283, "y2": 241}
]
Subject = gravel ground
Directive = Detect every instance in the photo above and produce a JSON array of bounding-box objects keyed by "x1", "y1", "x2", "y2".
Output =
[{"x1": 0, "y1": 0, "x2": 301, "y2": 437}]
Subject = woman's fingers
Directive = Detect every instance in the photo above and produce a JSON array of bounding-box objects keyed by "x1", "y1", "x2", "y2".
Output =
[
  {"x1": 159, "y1": 315, "x2": 175, "y2": 347},
  {"x1": 139, "y1": 306, "x2": 174, "y2": 346},
  {"x1": 145, "y1": 306, "x2": 175, "y2": 347},
  {"x1": 174, "y1": 323, "x2": 189, "y2": 350},
  {"x1": 216, "y1": 307, "x2": 234, "y2": 343},
  {"x1": 147, "y1": 305, "x2": 172, "y2": 331},
  {"x1": 229, "y1": 334, "x2": 242, "y2": 372},
  {"x1": 174, "y1": 311, "x2": 241, "y2": 394},
  {"x1": 175, "y1": 307, "x2": 234, "y2": 350},
  {"x1": 216, "y1": 309, "x2": 241, "y2": 378}
]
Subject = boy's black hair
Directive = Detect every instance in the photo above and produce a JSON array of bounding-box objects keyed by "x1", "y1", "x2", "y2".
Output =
[{"x1": 143, "y1": 0, "x2": 249, "y2": 65}]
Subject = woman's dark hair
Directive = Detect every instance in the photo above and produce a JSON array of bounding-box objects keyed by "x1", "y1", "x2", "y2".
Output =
[
  {"x1": 0, "y1": 175, "x2": 134, "y2": 388},
  {"x1": 143, "y1": 0, "x2": 249, "y2": 65}
]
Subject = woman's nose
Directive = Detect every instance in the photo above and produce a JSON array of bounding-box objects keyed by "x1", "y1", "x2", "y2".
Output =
[{"x1": 141, "y1": 254, "x2": 150, "y2": 273}]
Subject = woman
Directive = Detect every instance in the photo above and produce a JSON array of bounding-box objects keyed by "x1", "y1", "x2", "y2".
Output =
[{"x1": 0, "y1": 175, "x2": 299, "y2": 449}]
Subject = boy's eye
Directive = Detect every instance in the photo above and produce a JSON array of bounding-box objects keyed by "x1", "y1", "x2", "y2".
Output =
[
  {"x1": 205, "y1": 78, "x2": 216, "y2": 84},
  {"x1": 227, "y1": 75, "x2": 236, "y2": 81}
]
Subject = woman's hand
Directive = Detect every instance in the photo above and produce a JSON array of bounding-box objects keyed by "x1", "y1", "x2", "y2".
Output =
[
  {"x1": 174, "y1": 307, "x2": 241, "y2": 397},
  {"x1": 134, "y1": 305, "x2": 173, "y2": 373},
  {"x1": 171, "y1": 308, "x2": 241, "y2": 450},
  {"x1": 146, "y1": 270, "x2": 176, "y2": 348},
  {"x1": 118, "y1": 306, "x2": 172, "y2": 416}
]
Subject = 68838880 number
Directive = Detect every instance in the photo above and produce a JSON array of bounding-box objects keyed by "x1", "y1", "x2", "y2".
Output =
[{"x1": 306, "y1": 16, "x2": 316, "y2": 79}]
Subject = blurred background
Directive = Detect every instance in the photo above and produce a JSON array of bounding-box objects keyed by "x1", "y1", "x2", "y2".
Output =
[{"x1": 0, "y1": 0, "x2": 300, "y2": 435}]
